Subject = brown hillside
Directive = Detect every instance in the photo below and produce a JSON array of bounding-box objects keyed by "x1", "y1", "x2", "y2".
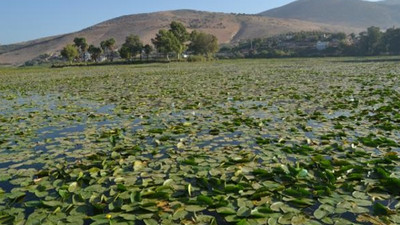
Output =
[
  {"x1": 259, "y1": 0, "x2": 400, "y2": 29},
  {"x1": 0, "y1": 10, "x2": 358, "y2": 65}
]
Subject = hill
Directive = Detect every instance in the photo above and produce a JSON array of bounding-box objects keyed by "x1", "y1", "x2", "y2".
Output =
[
  {"x1": 0, "y1": 10, "x2": 356, "y2": 65},
  {"x1": 259, "y1": 0, "x2": 400, "y2": 29}
]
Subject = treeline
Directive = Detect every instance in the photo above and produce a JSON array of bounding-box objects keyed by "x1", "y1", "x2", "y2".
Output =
[
  {"x1": 60, "y1": 21, "x2": 219, "y2": 64},
  {"x1": 355, "y1": 26, "x2": 400, "y2": 55},
  {"x1": 222, "y1": 26, "x2": 400, "y2": 58}
]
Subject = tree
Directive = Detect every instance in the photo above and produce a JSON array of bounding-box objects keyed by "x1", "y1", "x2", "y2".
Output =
[
  {"x1": 358, "y1": 26, "x2": 383, "y2": 55},
  {"x1": 73, "y1": 37, "x2": 88, "y2": 61},
  {"x1": 88, "y1": 45, "x2": 102, "y2": 62},
  {"x1": 152, "y1": 29, "x2": 181, "y2": 61},
  {"x1": 331, "y1": 32, "x2": 347, "y2": 41},
  {"x1": 189, "y1": 31, "x2": 219, "y2": 57},
  {"x1": 119, "y1": 35, "x2": 143, "y2": 61},
  {"x1": 169, "y1": 21, "x2": 189, "y2": 59},
  {"x1": 152, "y1": 21, "x2": 190, "y2": 60},
  {"x1": 383, "y1": 28, "x2": 400, "y2": 54},
  {"x1": 61, "y1": 44, "x2": 79, "y2": 63},
  {"x1": 100, "y1": 38, "x2": 116, "y2": 62},
  {"x1": 143, "y1": 44, "x2": 154, "y2": 60}
]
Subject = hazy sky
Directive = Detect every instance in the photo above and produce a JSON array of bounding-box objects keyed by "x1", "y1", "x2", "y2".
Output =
[{"x1": 0, "y1": 0, "x2": 381, "y2": 44}]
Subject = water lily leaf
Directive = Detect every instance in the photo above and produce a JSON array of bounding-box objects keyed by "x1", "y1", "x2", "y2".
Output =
[
  {"x1": 268, "y1": 217, "x2": 278, "y2": 225},
  {"x1": 307, "y1": 220, "x2": 323, "y2": 225},
  {"x1": 352, "y1": 191, "x2": 368, "y2": 200},
  {"x1": 314, "y1": 204, "x2": 334, "y2": 220},
  {"x1": 225, "y1": 215, "x2": 239, "y2": 223},
  {"x1": 68, "y1": 182, "x2": 79, "y2": 192},
  {"x1": 24, "y1": 200, "x2": 41, "y2": 208},
  {"x1": 177, "y1": 142, "x2": 185, "y2": 149},
  {"x1": 350, "y1": 205, "x2": 369, "y2": 214},
  {"x1": 237, "y1": 207, "x2": 251, "y2": 217},
  {"x1": 143, "y1": 218, "x2": 158, "y2": 225},
  {"x1": 197, "y1": 195, "x2": 213, "y2": 206},
  {"x1": 134, "y1": 161, "x2": 144, "y2": 171},
  {"x1": 321, "y1": 217, "x2": 333, "y2": 224},
  {"x1": 216, "y1": 207, "x2": 236, "y2": 215},
  {"x1": 130, "y1": 191, "x2": 141, "y2": 203},
  {"x1": 163, "y1": 179, "x2": 173, "y2": 186},
  {"x1": 390, "y1": 215, "x2": 400, "y2": 224},
  {"x1": 333, "y1": 218, "x2": 354, "y2": 225},
  {"x1": 270, "y1": 202, "x2": 284, "y2": 212},
  {"x1": 120, "y1": 214, "x2": 136, "y2": 221},
  {"x1": 291, "y1": 215, "x2": 307, "y2": 225},
  {"x1": 351, "y1": 198, "x2": 372, "y2": 207},
  {"x1": 41, "y1": 200, "x2": 62, "y2": 208},
  {"x1": 121, "y1": 204, "x2": 136, "y2": 212},
  {"x1": 185, "y1": 205, "x2": 206, "y2": 212},
  {"x1": 278, "y1": 213, "x2": 293, "y2": 225},
  {"x1": 136, "y1": 213, "x2": 154, "y2": 220},
  {"x1": 172, "y1": 208, "x2": 188, "y2": 220}
]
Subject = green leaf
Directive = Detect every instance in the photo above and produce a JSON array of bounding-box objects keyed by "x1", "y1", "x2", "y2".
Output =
[
  {"x1": 134, "y1": 161, "x2": 144, "y2": 171},
  {"x1": 120, "y1": 214, "x2": 136, "y2": 221},
  {"x1": 143, "y1": 218, "x2": 158, "y2": 225},
  {"x1": 237, "y1": 207, "x2": 251, "y2": 217},
  {"x1": 197, "y1": 195, "x2": 213, "y2": 206},
  {"x1": 68, "y1": 182, "x2": 79, "y2": 193},
  {"x1": 270, "y1": 202, "x2": 284, "y2": 212},
  {"x1": 173, "y1": 208, "x2": 188, "y2": 220},
  {"x1": 216, "y1": 207, "x2": 236, "y2": 215},
  {"x1": 314, "y1": 204, "x2": 333, "y2": 220},
  {"x1": 185, "y1": 205, "x2": 206, "y2": 212},
  {"x1": 291, "y1": 215, "x2": 307, "y2": 225},
  {"x1": 278, "y1": 213, "x2": 293, "y2": 225}
]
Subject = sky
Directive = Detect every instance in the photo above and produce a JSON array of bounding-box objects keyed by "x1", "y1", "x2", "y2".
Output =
[{"x1": 0, "y1": 0, "x2": 381, "y2": 45}]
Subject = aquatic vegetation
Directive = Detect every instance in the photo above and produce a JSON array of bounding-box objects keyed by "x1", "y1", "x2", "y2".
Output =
[{"x1": 0, "y1": 58, "x2": 400, "y2": 224}]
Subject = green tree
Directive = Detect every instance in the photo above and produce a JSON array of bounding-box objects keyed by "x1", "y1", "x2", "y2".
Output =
[
  {"x1": 152, "y1": 29, "x2": 181, "y2": 61},
  {"x1": 189, "y1": 31, "x2": 219, "y2": 57},
  {"x1": 88, "y1": 45, "x2": 102, "y2": 62},
  {"x1": 100, "y1": 38, "x2": 116, "y2": 62},
  {"x1": 383, "y1": 28, "x2": 400, "y2": 54},
  {"x1": 119, "y1": 35, "x2": 143, "y2": 61},
  {"x1": 169, "y1": 21, "x2": 189, "y2": 59},
  {"x1": 358, "y1": 26, "x2": 383, "y2": 55},
  {"x1": 331, "y1": 32, "x2": 347, "y2": 40},
  {"x1": 143, "y1": 44, "x2": 154, "y2": 60},
  {"x1": 73, "y1": 37, "x2": 88, "y2": 61},
  {"x1": 61, "y1": 44, "x2": 79, "y2": 63}
]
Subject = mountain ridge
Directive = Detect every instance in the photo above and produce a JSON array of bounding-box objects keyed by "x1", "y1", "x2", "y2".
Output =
[{"x1": 259, "y1": 0, "x2": 400, "y2": 28}]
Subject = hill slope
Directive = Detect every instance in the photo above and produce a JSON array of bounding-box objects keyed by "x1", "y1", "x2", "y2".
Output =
[
  {"x1": 259, "y1": 0, "x2": 400, "y2": 29},
  {"x1": 0, "y1": 10, "x2": 356, "y2": 65}
]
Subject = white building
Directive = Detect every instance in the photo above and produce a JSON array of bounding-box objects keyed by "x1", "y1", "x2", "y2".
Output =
[{"x1": 316, "y1": 41, "x2": 329, "y2": 51}]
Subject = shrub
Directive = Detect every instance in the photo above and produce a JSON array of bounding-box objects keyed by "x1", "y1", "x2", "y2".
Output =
[{"x1": 187, "y1": 55, "x2": 206, "y2": 62}]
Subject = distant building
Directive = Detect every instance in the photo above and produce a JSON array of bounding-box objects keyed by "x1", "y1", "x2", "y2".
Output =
[
  {"x1": 285, "y1": 35, "x2": 294, "y2": 40},
  {"x1": 316, "y1": 41, "x2": 329, "y2": 51},
  {"x1": 83, "y1": 52, "x2": 91, "y2": 61}
]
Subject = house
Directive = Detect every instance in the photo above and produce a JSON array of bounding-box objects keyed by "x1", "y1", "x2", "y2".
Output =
[{"x1": 316, "y1": 41, "x2": 329, "y2": 51}]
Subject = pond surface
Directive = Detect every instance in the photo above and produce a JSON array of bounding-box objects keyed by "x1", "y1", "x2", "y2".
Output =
[{"x1": 0, "y1": 58, "x2": 400, "y2": 224}]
